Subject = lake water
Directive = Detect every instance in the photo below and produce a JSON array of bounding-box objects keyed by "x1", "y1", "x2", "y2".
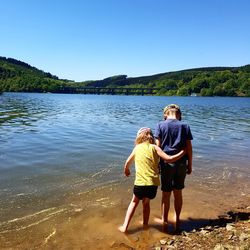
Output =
[{"x1": 0, "y1": 92, "x2": 249, "y2": 247}]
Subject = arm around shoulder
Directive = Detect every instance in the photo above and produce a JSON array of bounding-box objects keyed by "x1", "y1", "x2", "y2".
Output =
[{"x1": 154, "y1": 145, "x2": 185, "y2": 163}]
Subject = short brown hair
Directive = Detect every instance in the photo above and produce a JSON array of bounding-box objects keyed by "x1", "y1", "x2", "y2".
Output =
[
  {"x1": 163, "y1": 104, "x2": 181, "y2": 114},
  {"x1": 163, "y1": 104, "x2": 182, "y2": 120}
]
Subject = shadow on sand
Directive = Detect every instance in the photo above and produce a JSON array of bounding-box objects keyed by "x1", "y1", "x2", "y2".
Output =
[
  {"x1": 168, "y1": 209, "x2": 250, "y2": 234},
  {"x1": 114, "y1": 209, "x2": 249, "y2": 250},
  {"x1": 126, "y1": 209, "x2": 250, "y2": 235}
]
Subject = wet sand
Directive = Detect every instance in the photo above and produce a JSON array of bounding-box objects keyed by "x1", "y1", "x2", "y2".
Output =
[{"x1": 0, "y1": 174, "x2": 249, "y2": 250}]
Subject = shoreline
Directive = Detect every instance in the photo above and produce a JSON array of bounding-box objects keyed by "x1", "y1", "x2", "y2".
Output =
[
  {"x1": 0, "y1": 178, "x2": 249, "y2": 249},
  {"x1": 149, "y1": 206, "x2": 250, "y2": 250}
]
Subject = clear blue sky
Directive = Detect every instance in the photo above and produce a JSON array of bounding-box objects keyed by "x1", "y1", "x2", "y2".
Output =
[{"x1": 1, "y1": 0, "x2": 250, "y2": 82}]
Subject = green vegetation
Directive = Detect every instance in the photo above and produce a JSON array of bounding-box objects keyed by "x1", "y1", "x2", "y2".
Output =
[
  {"x1": 0, "y1": 56, "x2": 75, "y2": 93},
  {"x1": 0, "y1": 56, "x2": 249, "y2": 96},
  {"x1": 81, "y1": 67, "x2": 250, "y2": 96}
]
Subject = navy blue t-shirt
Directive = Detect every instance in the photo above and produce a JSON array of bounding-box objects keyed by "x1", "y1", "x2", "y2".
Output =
[{"x1": 154, "y1": 119, "x2": 193, "y2": 155}]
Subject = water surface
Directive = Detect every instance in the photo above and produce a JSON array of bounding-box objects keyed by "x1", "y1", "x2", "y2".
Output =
[{"x1": 0, "y1": 93, "x2": 249, "y2": 247}]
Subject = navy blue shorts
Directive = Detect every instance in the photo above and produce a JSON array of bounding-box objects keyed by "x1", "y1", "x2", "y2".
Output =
[
  {"x1": 160, "y1": 156, "x2": 187, "y2": 192},
  {"x1": 133, "y1": 185, "x2": 158, "y2": 200}
]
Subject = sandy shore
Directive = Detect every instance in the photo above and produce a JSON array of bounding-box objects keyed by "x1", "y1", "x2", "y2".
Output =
[{"x1": 0, "y1": 177, "x2": 249, "y2": 249}]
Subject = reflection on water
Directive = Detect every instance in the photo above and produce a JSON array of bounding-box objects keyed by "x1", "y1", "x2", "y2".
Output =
[{"x1": 0, "y1": 93, "x2": 249, "y2": 238}]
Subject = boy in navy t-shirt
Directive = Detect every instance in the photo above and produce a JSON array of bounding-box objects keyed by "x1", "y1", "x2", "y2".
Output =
[{"x1": 155, "y1": 104, "x2": 193, "y2": 233}]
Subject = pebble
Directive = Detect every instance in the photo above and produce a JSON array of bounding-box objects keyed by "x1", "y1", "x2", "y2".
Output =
[
  {"x1": 226, "y1": 223, "x2": 235, "y2": 231},
  {"x1": 167, "y1": 239, "x2": 174, "y2": 245},
  {"x1": 205, "y1": 226, "x2": 213, "y2": 230},
  {"x1": 185, "y1": 236, "x2": 192, "y2": 242},
  {"x1": 200, "y1": 229, "x2": 209, "y2": 235},
  {"x1": 239, "y1": 232, "x2": 249, "y2": 241},
  {"x1": 160, "y1": 239, "x2": 167, "y2": 245},
  {"x1": 214, "y1": 243, "x2": 225, "y2": 250},
  {"x1": 181, "y1": 231, "x2": 188, "y2": 236}
]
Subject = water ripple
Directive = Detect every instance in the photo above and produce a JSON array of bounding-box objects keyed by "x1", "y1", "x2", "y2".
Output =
[{"x1": 0, "y1": 93, "x2": 249, "y2": 224}]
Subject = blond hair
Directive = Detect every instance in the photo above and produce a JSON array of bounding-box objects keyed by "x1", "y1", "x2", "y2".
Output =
[{"x1": 135, "y1": 128, "x2": 155, "y2": 145}]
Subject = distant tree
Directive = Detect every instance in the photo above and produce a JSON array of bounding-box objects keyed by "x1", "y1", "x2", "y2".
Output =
[
  {"x1": 213, "y1": 85, "x2": 226, "y2": 96},
  {"x1": 190, "y1": 77, "x2": 209, "y2": 93},
  {"x1": 200, "y1": 88, "x2": 213, "y2": 96},
  {"x1": 157, "y1": 88, "x2": 169, "y2": 95},
  {"x1": 239, "y1": 80, "x2": 250, "y2": 96},
  {"x1": 177, "y1": 86, "x2": 190, "y2": 96}
]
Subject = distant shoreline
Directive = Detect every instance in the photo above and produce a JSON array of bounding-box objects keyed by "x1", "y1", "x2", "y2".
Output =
[
  {"x1": 1, "y1": 56, "x2": 249, "y2": 97},
  {"x1": 1, "y1": 91, "x2": 250, "y2": 97}
]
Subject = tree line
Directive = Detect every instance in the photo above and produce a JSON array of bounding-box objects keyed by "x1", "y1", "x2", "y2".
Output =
[{"x1": 0, "y1": 56, "x2": 249, "y2": 96}]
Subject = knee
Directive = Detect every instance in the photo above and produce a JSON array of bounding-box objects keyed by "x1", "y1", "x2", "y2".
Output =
[
  {"x1": 162, "y1": 192, "x2": 171, "y2": 202},
  {"x1": 132, "y1": 195, "x2": 140, "y2": 205},
  {"x1": 173, "y1": 189, "x2": 182, "y2": 199},
  {"x1": 142, "y1": 198, "x2": 150, "y2": 206}
]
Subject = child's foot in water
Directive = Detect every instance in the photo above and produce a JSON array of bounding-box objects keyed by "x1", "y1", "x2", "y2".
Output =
[{"x1": 118, "y1": 225, "x2": 127, "y2": 233}]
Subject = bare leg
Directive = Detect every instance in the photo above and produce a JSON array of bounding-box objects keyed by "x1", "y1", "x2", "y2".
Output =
[
  {"x1": 161, "y1": 191, "x2": 171, "y2": 231},
  {"x1": 118, "y1": 195, "x2": 140, "y2": 233},
  {"x1": 173, "y1": 189, "x2": 183, "y2": 233},
  {"x1": 142, "y1": 198, "x2": 150, "y2": 228}
]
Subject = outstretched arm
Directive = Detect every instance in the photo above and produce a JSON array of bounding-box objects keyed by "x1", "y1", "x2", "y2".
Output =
[
  {"x1": 124, "y1": 149, "x2": 135, "y2": 176},
  {"x1": 154, "y1": 145, "x2": 185, "y2": 163}
]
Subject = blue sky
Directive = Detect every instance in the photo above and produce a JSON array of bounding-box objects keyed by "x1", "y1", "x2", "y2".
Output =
[{"x1": 1, "y1": 0, "x2": 250, "y2": 81}]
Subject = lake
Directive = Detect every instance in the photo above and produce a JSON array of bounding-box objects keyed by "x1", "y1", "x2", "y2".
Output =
[{"x1": 0, "y1": 92, "x2": 249, "y2": 248}]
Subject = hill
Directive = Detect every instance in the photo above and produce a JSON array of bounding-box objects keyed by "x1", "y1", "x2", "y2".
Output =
[
  {"x1": 80, "y1": 65, "x2": 250, "y2": 96},
  {"x1": 0, "y1": 56, "x2": 74, "y2": 93},
  {"x1": 0, "y1": 56, "x2": 249, "y2": 96}
]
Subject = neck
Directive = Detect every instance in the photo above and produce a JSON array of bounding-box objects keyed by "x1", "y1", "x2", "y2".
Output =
[{"x1": 167, "y1": 114, "x2": 177, "y2": 119}]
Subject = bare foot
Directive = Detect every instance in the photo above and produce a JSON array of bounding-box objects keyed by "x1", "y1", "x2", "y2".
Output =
[
  {"x1": 118, "y1": 225, "x2": 127, "y2": 233},
  {"x1": 153, "y1": 217, "x2": 162, "y2": 224},
  {"x1": 154, "y1": 217, "x2": 168, "y2": 232}
]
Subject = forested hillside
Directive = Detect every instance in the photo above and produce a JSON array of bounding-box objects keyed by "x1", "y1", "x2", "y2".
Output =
[
  {"x1": 81, "y1": 66, "x2": 250, "y2": 96},
  {"x1": 0, "y1": 56, "x2": 74, "y2": 93},
  {"x1": 0, "y1": 56, "x2": 249, "y2": 96}
]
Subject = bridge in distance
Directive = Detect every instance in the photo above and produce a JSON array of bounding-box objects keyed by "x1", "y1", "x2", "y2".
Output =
[{"x1": 74, "y1": 87, "x2": 161, "y2": 95}]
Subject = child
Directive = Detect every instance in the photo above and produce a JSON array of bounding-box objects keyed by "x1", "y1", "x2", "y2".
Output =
[
  {"x1": 155, "y1": 104, "x2": 193, "y2": 232},
  {"x1": 118, "y1": 127, "x2": 185, "y2": 233}
]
